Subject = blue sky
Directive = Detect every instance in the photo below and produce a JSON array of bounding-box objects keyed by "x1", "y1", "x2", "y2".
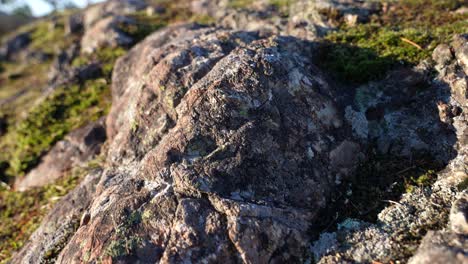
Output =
[{"x1": 1, "y1": 0, "x2": 105, "y2": 16}]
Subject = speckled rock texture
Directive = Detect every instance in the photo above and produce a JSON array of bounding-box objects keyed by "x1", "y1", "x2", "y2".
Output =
[
  {"x1": 11, "y1": 24, "x2": 364, "y2": 263},
  {"x1": 7, "y1": 2, "x2": 468, "y2": 263},
  {"x1": 312, "y1": 34, "x2": 468, "y2": 264}
]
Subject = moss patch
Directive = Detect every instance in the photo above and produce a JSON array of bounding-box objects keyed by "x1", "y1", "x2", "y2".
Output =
[
  {"x1": 0, "y1": 164, "x2": 92, "y2": 263},
  {"x1": 320, "y1": 0, "x2": 468, "y2": 83},
  {"x1": 0, "y1": 78, "x2": 110, "y2": 179}
]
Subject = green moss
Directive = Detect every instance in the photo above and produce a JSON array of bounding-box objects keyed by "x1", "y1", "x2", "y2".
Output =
[
  {"x1": 0, "y1": 78, "x2": 110, "y2": 178},
  {"x1": 457, "y1": 177, "x2": 468, "y2": 191},
  {"x1": 72, "y1": 47, "x2": 127, "y2": 77},
  {"x1": 118, "y1": 12, "x2": 168, "y2": 44},
  {"x1": 105, "y1": 236, "x2": 142, "y2": 259},
  {"x1": 228, "y1": 0, "x2": 252, "y2": 9},
  {"x1": 0, "y1": 164, "x2": 91, "y2": 263},
  {"x1": 105, "y1": 211, "x2": 143, "y2": 260},
  {"x1": 29, "y1": 18, "x2": 76, "y2": 55},
  {"x1": 321, "y1": 0, "x2": 467, "y2": 83},
  {"x1": 190, "y1": 14, "x2": 216, "y2": 25}
]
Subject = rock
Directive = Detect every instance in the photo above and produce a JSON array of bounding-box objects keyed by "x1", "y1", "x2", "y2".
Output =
[
  {"x1": 83, "y1": 0, "x2": 147, "y2": 29},
  {"x1": 190, "y1": 0, "x2": 284, "y2": 36},
  {"x1": 12, "y1": 24, "x2": 362, "y2": 263},
  {"x1": 48, "y1": 44, "x2": 80, "y2": 87},
  {"x1": 0, "y1": 32, "x2": 31, "y2": 61},
  {"x1": 9, "y1": 170, "x2": 102, "y2": 263},
  {"x1": 453, "y1": 34, "x2": 468, "y2": 75},
  {"x1": 434, "y1": 35, "x2": 468, "y2": 106},
  {"x1": 432, "y1": 44, "x2": 453, "y2": 66},
  {"x1": 81, "y1": 16, "x2": 135, "y2": 53},
  {"x1": 287, "y1": 0, "x2": 381, "y2": 40},
  {"x1": 408, "y1": 231, "x2": 468, "y2": 264},
  {"x1": 452, "y1": 77, "x2": 468, "y2": 104},
  {"x1": 65, "y1": 12, "x2": 84, "y2": 35},
  {"x1": 450, "y1": 191, "x2": 468, "y2": 235},
  {"x1": 14, "y1": 119, "x2": 106, "y2": 191}
]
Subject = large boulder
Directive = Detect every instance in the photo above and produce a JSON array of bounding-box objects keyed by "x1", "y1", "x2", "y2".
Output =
[{"x1": 12, "y1": 24, "x2": 363, "y2": 263}]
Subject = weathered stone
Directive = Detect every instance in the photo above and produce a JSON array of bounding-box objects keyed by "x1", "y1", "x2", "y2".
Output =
[
  {"x1": 0, "y1": 32, "x2": 31, "y2": 61},
  {"x1": 14, "y1": 119, "x2": 106, "y2": 191},
  {"x1": 83, "y1": 0, "x2": 147, "y2": 29},
  {"x1": 12, "y1": 24, "x2": 362, "y2": 263},
  {"x1": 432, "y1": 44, "x2": 453, "y2": 66},
  {"x1": 450, "y1": 191, "x2": 468, "y2": 235},
  {"x1": 65, "y1": 12, "x2": 83, "y2": 35},
  {"x1": 81, "y1": 15, "x2": 135, "y2": 53},
  {"x1": 408, "y1": 231, "x2": 468, "y2": 264}
]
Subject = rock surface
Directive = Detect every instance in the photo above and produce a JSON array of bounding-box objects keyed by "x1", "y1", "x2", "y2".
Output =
[
  {"x1": 312, "y1": 34, "x2": 468, "y2": 264},
  {"x1": 4, "y1": 1, "x2": 468, "y2": 263},
  {"x1": 14, "y1": 119, "x2": 106, "y2": 191},
  {"x1": 12, "y1": 24, "x2": 366, "y2": 263}
]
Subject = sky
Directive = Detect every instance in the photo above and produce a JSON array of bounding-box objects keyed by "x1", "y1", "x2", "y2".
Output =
[{"x1": 1, "y1": 0, "x2": 105, "y2": 17}]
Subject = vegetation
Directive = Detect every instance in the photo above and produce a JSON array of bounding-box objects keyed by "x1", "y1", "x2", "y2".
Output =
[
  {"x1": 313, "y1": 152, "x2": 443, "y2": 231},
  {"x1": 1, "y1": 78, "x2": 110, "y2": 178},
  {"x1": 320, "y1": 0, "x2": 467, "y2": 83},
  {"x1": 0, "y1": 162, "x2": 97, "y2": 263}
]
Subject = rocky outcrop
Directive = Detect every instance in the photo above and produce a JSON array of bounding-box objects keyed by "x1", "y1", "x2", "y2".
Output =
[
  {"x1": 5, "y1": 1, "x2": 467, "y2": 263},
  {"x1": 311, "y1": 34, "x2": 468, "y2": 264},
  {"x1": 0, "y1": 32, "x2": 31, "y2": 61},
  {"x1": 80, "y1": 0, "x2": 147, "y2": 53},
  {"x1": 14, "y1": 119, "x2": 106, "y2": 191},
  {"x1": 190, "y1": 0, "x2": 382, "y2": 40},
  {"x1": 12, "y1": 24, "x2": 365, "y2": 263}
]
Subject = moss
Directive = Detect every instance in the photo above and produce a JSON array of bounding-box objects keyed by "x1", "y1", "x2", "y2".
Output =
[
  {"x1": 105, "y1": 236, "x2": 142, "y2": 259},
  {"x1": 118, "y1": 13, "x2": 167, "y2": 44},
  {"x1": 0, "y1": 163, "x2": 93, "y2": 263},
  {"x1": 321, "y1": 0, "x2": 467, "y2": 83},
  {"x1": 29, "y1": 17, "x2": 77, "y2": 56},
  {"x1": 0, "y1": 78, "x2": 110, "y2": 179},
  {"x1": 190, "y1": 14, "x2": 216, "y2": 25},
  {"x1": 312, "y1": 152, "x2": 443, "y2": 230},
  {"x1": 72, "y1": 47, "x2": 127, "y2": 77},
  {"x1": 105, "y1": 210, "x2": 143, "y2": 260},
  {"x1": 457, "y1": 177, "x2": 468, "y2": 191},
  {"x1": 228, "y1": 0, "x2": 252, "y2": 9}
]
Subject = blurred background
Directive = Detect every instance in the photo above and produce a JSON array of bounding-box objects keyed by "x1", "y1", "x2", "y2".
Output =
[
  {"x1": 1, "y1": 0, "x2": 105, "y2": 17},
  {"x1": 0, "y1": 0, "x2": 104, "y2": 34}
]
